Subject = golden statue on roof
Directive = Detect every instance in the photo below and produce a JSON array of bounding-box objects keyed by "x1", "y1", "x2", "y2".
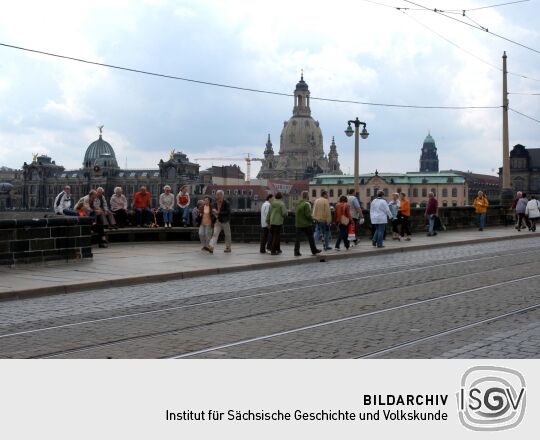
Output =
[
  {"x1": 32, "y1": 153, "x2": 38, "y2": 163},
  {"x1": 169, "y1": 148, "x2": 176, "y2": 160}
]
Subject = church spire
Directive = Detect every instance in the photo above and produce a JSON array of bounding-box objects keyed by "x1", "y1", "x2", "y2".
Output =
[
  {"x1": 293, "y1": 72, "x2": 311, "y2": 117},
  {"x1": 264, "y1": 134, "x2": 274, "y2": 157}
]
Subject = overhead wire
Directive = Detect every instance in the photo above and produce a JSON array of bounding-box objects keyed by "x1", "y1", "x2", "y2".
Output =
[
  {"x1": 402, "y1": 0, "x2": 540, "y2": 55},
  {"x1": 509, "y1": 107, "x2": 540, "y2": 123},
  {"x1": 0, "y1": 41, "x2": 500, "y2": 110}
]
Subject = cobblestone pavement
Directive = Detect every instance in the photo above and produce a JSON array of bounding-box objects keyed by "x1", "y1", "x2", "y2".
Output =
[{"x1": 0, "y1": 237, "x2": 539, "y2": 359}]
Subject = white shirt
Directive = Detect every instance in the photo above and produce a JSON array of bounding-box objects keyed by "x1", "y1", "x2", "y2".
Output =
[
  {"x1": 526, "y1": 199, "x2": 540, "y2": 219},
  {"x1": 261, "y1": 200, "x2": 271, "y2": 227},
  {"x1": 54, "y1": 191, "x2": 71, "y2": 214},
  {"x1": 370, "y1": 197, "x2": 392, "y2": 225}
]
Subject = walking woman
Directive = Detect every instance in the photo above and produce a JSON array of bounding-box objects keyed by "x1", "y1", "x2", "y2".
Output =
[
  {"x1": 525, "y1": 195, "x2": 540, "y2": 232},
  {"x1": 398, "y1": 192, "x2": 411, "y2": 241},
  {"x1": 198, "y1": 196, "x2": 215, "y2": 250},
  {"x1": 472, "y1": 191, "x2": 489, "y2": 231},
  {"x1": 334, "y1": 195, "x2": 352, "y2": 250}
]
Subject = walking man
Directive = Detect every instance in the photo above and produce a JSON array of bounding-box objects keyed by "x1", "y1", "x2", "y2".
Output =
[
  {"x1": 346, "y1": 188, "x2": 364, "y2": 245},
  {"x1": 294, "y1": 191, "x2": 321, "y2": 256},
  {"x1": 312, "y1": 190, "x2": 332, "y2": 251},
  {"x1": 267, "y1": 192, "x2": 287, "y2": 255},
  {"x1": 370, "y1": 191, "x2": 392, "y2": 248},
  {"x1": 425, "y1": 192, "x2": 439, "y2": 236},
  {"x1": 207, "y1": 190, "x2": 232, "y2": 253},
  {"x1": 516, "y1": 192, "x2": 530, "y2": 231},
  {"x1": 260, "y1": 194, "x2": 273, "y2": 253}
]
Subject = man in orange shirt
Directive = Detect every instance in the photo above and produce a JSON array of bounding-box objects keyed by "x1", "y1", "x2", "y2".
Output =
[{"x1": 133, "y1": 186, "x2": 152, "y2": 227}]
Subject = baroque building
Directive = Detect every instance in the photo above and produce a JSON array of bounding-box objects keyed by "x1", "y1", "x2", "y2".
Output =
[
  {"x1": 17, "y1": 128, "x2": 199, "y2": 210},
  {"x1": 257, "y1": 74, "x2": 341, "y2": 180},
  {"x1": 419, "y1": 132, "x2": 439, "y2": 172},
  {"x1": 507, "y1": 143, "x2": 540, "y2": 194}
]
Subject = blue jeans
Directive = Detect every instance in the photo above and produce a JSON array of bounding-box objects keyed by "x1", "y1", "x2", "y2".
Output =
[
  {"x1": 62, "y1": 209, "x2": 79, "y2": 216},
  {"x1": 428, "y1": 215, "x2": 436, "y2": 235},
  {"x1": 335, "y1": 224, "x2": 349, "y2": 249},
  {"x1": 478, "y1": 213, "x2": 486, "y2": 229},
  {"x1": 135, "y1": 208, "x2": 151, "y2": 226},
  {"x1": 162, "y1": 209, "x2": 173, "y2": 224},
  {"x1": 372, "y1": 223, "x2": 386, "y2": 247},
  {"x1": 314, "y1": 221, "x2": 331, "y2": 249},
  {"x1": 177, "y1": 207, "x2": 190, "y2": 225}
]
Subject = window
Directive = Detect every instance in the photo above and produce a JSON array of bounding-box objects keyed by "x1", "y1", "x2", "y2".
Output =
[
  {"x1": 338, "y1": 189, "x2": 342, "y2": 196},
  {"x1": 452, "y1": 201, "x2": 458, "y2": 207},
  {"x1": 430, "y1": 188, "x2": 436, "y2": 196},
  {"x1": 442, "y1": 188, "x2": 448, "y2": 197},
  {"x1": 366, "y1": 188, "x2": 371, "y2": 197},
  {"x1": 383, "y1": 188, "x2": 388, "y2": 196},
  {"x1": 413, "y1": 188, "x2": 418, "y2": 197},
  {"x1": 422, "y1": 188, "x2": 427, "y2": 197},
  {"x1": 312, "y1": 189, "x2": 316, "y2": 198},
  {"x1": 452, "y1": 187, "x2": 458, "y2": 197},
  {"x1": 442, "y1": 201, "x2": 448, "y2": 207},
  {"x1": 329, "y1": 189, "x2": 334, "y2": 197}
]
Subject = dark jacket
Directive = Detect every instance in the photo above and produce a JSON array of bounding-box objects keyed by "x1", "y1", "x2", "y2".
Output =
[{"x1": 213, "y1": 199, "x2": 231, "y2": 223}]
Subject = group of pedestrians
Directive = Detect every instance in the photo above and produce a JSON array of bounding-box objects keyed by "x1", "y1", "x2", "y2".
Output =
[{"x1": 512, "y1": 191, "x2": 540, "y2": 232}]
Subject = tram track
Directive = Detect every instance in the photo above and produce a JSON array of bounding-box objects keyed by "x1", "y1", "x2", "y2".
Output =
[{"x1": 1, "y1": 246, "x2": 538, "y2": 340}]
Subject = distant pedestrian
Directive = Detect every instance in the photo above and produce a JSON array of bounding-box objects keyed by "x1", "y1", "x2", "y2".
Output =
[
  {"x1": 515, "y1": 192, "x2": 530, "y2": 231},
  {"x1": 159, "y1": 185, "x2": 175, "y2": 228},
  {"x1": 260, "y1": 194, "x2": 273, "y2": 253},
  {"x1": 370, "y1": 191, "x2": 392, "y2": 248},
  {"x1": 525, "y1": 195, "x2": 540, "y2": 232},
  {"x1": 346, "y1": 188, "x2": 364, "y2": 245},
  {"x1": 198, "y1": 196, "x2": 215, "y2": 250},
  {"x1": 294, "y1": 191, "x2": 321, "y2": 256},
  {"x1": 388, "y1": 193, "x2": 401, "y2": 240},
  {"x1": 334, "y1": 195, "x2": 352, "y2": 250},
  {"x1": 312, "y1": 190, "x2": 332, "y2": 251},
  {"x1": 207, "y1": 190, "x2": 232, "y2": 253},
  {"x1": 472, "y1": 191, "x2": 489, "y2": 231},
  {"x1": 425, "y1": 192, "x2": 439, "y2": 236},
  {"x1": 398, "y1": 192, "x2": 411, "y2": 241},
  {"x1": 267, "y1": 192, "x2": 287, "y2": 255}
]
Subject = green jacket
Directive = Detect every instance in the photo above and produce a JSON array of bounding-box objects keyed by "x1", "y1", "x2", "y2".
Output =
[
  {"x1": 295, "y1": 200, "x2": 313, "y2": 227},
  {"x1": 266, "y1": 199, "x2": 288, "y2": 226}
]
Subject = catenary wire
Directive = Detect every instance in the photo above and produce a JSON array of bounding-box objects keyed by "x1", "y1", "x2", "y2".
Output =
[
  {"x1": 0, "y1": 41, "x2": 499, "y2": 110},
  {"x1": 402, "y1": 0, "x2": 540, "y2": 55},
  {"x1": 362, "y1": 1, "x2": 540, "y2": 82},
  {"x1": 509, "y1": 107, "x2": 540, "y2": 123},
  {"x1": 456, "y1": 0, "x2": 530, "y2": 12}
]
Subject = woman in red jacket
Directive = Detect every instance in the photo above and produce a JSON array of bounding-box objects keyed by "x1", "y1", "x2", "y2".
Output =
[{"x1": 334, "y1": 195, "x2": 352, "y2": 250}]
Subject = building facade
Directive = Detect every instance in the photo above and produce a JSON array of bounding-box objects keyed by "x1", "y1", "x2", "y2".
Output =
[
  {"x1": 257, "y1": 74, "x2": 341, "y2": 180},
  {"x1": 507, "y1": 144, "x2": 540, "y2": 194},
  {"x1": 309, "y1": 172, "x2": 468, "y2": 207},
  {"x1": 442, "y1": 170, "x2": 500, "y2": 205}
]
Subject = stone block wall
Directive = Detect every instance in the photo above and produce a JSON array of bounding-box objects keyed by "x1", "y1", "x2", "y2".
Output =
[{"x1": 0, "y1": 217, "x2": 93, "y2": 265}]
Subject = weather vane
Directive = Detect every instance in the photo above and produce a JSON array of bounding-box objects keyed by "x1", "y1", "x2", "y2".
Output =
[{"x1": 98, "y1": 125, "x2": 104, "y2": 136}]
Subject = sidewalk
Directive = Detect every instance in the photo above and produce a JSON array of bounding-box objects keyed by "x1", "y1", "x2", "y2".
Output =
[{"x1": 0, "y1": 227, "x2": 533, "y2": 300}]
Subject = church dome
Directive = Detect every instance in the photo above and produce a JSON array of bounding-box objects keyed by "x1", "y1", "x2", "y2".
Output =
[
  {"x1": 83, "y1": 133, "x2": 118, "y2": 168},
  {"x1": 280, "y1": 116, "x2": 323, "y2": 154},
  {"x1": 423, "y1": 133, "x2": 435, "y2": 144}
]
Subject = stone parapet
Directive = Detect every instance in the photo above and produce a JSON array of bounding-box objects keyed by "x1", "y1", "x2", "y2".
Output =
[{"x1": 0, "y1": 216, "x2": 93, "y2": 265}]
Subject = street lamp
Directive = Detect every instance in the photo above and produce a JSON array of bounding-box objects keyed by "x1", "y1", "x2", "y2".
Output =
[{"x1": 345, "y1": 117, "x2": 369, "y2": 196}]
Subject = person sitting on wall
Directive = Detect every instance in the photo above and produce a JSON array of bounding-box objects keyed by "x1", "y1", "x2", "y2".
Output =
[
  {"x1": 75, "y1": 189, "x2": 108, "y2": 248},
  {"x1": 159, "y1": 185, "x2": 175, "y2": 228},
  {"x1": 110, "y1": 187, "x2": 128, "y2": 228},
  {"x1": 133, "y1": 186, "x2": 152, "y2": 227},
  {"x1": 95, "y1": 187, "x2": 117, "y2": 229},
  {"x1": 54, "y1": 185, "x2": 79, "y2": 216},
  {"x1": 176, "y1": 185, "x2": 191, "y2": 227}
]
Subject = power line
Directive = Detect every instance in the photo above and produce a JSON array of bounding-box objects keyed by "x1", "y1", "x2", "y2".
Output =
[
  {"x1": 509, "y1": 107, "x2": 540, "y2": 123},
  {"x1": 0, "y1": 41, "x2": 500, "y2": 110},
  {"x1": 363, "y1": 0, "x2": 540, "y2": 82},
  {"x1": 402, "y1": 0, "x2": 540, "y2": 55},
  {"x1": 509, "y1": 92, "x2": 540, "y2": 95},
  {"x1": 460, "y1": 0, "x2": 530, "y2": 12}
]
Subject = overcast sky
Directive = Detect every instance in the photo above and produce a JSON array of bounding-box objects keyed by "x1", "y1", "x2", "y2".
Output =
[{"x1": 0, "y1": 0, "x2": 538, "y2": 177}]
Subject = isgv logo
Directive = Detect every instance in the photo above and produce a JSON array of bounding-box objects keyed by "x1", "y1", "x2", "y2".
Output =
[{"x1": 457, "y1": 366, "x2": 526, "y2": 431}]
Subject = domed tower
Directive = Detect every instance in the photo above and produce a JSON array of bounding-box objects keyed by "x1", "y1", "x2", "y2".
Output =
[
  {"x1": 258, "y1": 72, "x2": 335, "y2": 180},
  {"x1": 83, "y1": 126, "x2": 119, "y2": 171},
  {"x1": 419, "y1": 132, "x2": 439, "y2": 172},
  {"x1": 328, "y1": 137, "x2": 342, "y2": 174}
]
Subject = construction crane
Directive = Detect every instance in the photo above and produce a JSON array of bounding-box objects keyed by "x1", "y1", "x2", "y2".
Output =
[{"x1": 193, "y1": 153, "x2": 264, "y2": 182}]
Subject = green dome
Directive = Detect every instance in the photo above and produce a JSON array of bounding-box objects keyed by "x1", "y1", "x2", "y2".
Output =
[
  {"x1": 424, "y1": 133, "x2": 435, "y2": 144},
  {"x1": 83, "y1": 135, "x2": 118, "y2": 167}
]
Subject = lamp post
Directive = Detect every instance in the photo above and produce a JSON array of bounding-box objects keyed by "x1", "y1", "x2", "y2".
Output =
[{"x1": 345, "y1": 117, "x2": 369, "y2": 196}]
